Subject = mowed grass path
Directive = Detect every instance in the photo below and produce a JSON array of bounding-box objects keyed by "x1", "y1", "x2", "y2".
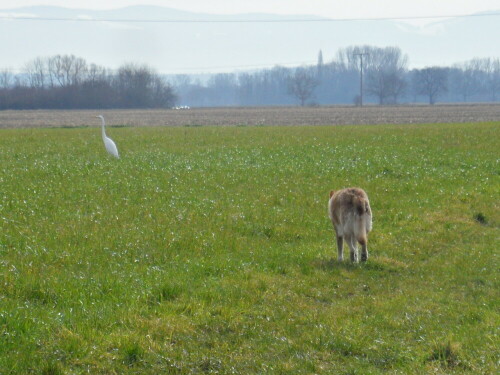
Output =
[{"x1": 0, "y1": 122, "x2": 498, "y2": 374}]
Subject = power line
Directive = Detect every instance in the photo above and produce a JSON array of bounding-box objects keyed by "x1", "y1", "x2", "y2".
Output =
[{"x1": 0, "y1": 11, "x2": 499, "y2": 23}]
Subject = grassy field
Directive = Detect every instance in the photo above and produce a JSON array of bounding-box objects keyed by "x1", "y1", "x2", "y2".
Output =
[{"x1": 0, "y1": 122, "x2": 498, "y2": 374}]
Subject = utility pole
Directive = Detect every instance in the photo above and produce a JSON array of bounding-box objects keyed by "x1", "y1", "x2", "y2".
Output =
[{"x1": 353, "y1": 52, "x2": 368, "y2": 106}]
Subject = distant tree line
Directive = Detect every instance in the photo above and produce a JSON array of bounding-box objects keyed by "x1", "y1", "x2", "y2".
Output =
[
  {"x1": 1, "y1": 47, "x2": 499, "y2": 109},
  {"x1": 0, "y1": 55, "x2": 176, "y2": 110},
  {"x1": 174, "y1": 45, "x2": 500, "y2": 107}
]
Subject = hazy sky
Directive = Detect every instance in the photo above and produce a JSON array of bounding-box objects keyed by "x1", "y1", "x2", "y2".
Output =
[
  {"x1": 2, "y1": 0, "x2": 500, "y2": 20},
  {"x1": 1, "y1": 1, "x2": 499, "y2": 73}
]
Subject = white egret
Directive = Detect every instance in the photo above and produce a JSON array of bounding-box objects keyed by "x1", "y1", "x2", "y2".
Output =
[{"x1": 96, "y1": 115, "x2": 119, "y2": 158}]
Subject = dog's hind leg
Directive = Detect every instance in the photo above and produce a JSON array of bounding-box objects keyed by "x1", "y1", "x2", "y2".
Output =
[
  {"x1": 360, "y1": 239, "x2": 368, "y2": 262},
  {"x1": 345, "y1": 235, "x2": 358, "y2": 263},
  {"x1": 336, "y1": 235, "x2": 344, "y2": 261}
]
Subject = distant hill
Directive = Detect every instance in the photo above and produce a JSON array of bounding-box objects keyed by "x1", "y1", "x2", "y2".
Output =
[{"x1": 0, "y1": 6, "x2": 499, "y2": 73}]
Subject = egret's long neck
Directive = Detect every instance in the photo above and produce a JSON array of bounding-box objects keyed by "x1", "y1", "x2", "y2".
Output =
[{"x1": 100, "y1": 118, "x2": 106, "y2": 140}]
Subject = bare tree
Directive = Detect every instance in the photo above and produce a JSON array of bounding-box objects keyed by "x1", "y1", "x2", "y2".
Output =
[
  {"x1": 335, "y1": 46, "x2": 408, "y2": 104},
  {"x1": 60, "y1": 55, "x2": 75, "y2": 86},
  {"x1": 87, "y1": 63, "x2": 108, "y2": 85},
  {"x1": 364, "y1": 47, "x2": 408, "y2": 104},
  {"x1": 335, "y1": 46, "x2": 362, "y2": 71},
  {"x1": 412, "y1": 67, "x2": 448, "y2": 104},
  {"x1": 47, "y1": 55, "x2": 62, "y2": 86},
  {"x1": 47, "y1": 55, "x2": 88, "y2": 87},
  {"x1": 115, "y1": 63, "x2": 152, "y2": 107},
  {"x1": 288, "y1": 67, "x2": 318, "y2": 106},
  {"x1": 237, "y1": 73, "x2": 255, "y2": 105},
  {"x1": 24, "y1": 57, "x2": 48, "y2": 88},
  {"x1": 208, "y1": 73, "x2": 238, "y2": 106},
  {"x1": 480, "y1": 58, "x2": 500, "y2": 101},
  {"x1": 114, "y1": 63, "x2": 176, "y2": 108},
  {"x1": 366, "y1": 70, "x2": 407, "y2": 104},
  {"x1": 0, "y1": 69, "x2": 13, "y2": 88},
  {"x1": 452, "y1": 59, "x2": 483, "y2": 102},
  {"x1": 70, "y1": 56, "x2": 88, "y2": 85}
]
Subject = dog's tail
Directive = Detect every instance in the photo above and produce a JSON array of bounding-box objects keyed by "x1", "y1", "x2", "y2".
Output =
[{"x1": 328, "y1": 190, "x2": 336, "y2": 221}]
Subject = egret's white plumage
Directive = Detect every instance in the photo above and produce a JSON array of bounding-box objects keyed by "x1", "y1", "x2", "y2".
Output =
[{"x1": 97, "y1": 115, "x2": 119, "y2": 158}]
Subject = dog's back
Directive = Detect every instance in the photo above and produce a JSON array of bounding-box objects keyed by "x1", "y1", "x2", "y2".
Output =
[{"x1": 329, "y1": 188, "x2": 372, "y2": 261}]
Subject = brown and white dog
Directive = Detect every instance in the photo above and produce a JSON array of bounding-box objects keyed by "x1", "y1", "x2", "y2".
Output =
[{"x1": 328, "y1": 188, "x2": 372, "y2": 262}]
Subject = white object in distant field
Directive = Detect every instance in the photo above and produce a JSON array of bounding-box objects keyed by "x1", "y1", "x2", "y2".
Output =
[{"x1": 96, "y1": 115, "x2": 119, "y2": 158}]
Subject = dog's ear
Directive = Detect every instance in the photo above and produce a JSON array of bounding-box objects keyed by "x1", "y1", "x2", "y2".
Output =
[{"x1": 329, "y1": 190, "x2": 335, "y2": 198}]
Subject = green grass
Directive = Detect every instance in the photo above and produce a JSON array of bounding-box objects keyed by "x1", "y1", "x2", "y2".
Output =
[{"x1": 0, "y1": 122, "x2": 498, "y2": 374}]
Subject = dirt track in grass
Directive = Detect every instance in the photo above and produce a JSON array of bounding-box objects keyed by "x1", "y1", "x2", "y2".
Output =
[{"x1": 1, "y1": 103, "x2": 499, "y2": 128}]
